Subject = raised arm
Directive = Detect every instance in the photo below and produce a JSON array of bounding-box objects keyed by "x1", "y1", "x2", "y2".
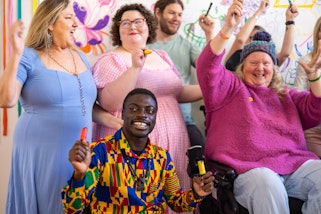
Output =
[
  {"x1": 0, "y1": 21, "x2": 24, "y2": 108},
  {"x1": 210, "y1": 0, "x2": 244, "y2": 55},
  {"x1": 224, "y1": 0, "x2": 269, "y2": 63},
  {"x1": 298, "y1": 40, "x2": 321, "y2": 97},
  {"x1": 294, "y1": 55, "x2": 310, "y2": 91},
  {"x1": 276, "y1": 4, "x2": 299, "y2": 66},
  {"x1": 198, "y1": 15, "x2": 215, "y2": 44}
]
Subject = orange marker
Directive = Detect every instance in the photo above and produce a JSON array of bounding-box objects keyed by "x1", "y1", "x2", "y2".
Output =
[
  {"x1": 80, "y1": 127, "x2": 88, "y2": 141},
  {"x1": 143, "y1": 49, "x2": 152, "y2": 55},
  {"x1": 197, "y1": 160, "x2": 206, "y2": 175}
]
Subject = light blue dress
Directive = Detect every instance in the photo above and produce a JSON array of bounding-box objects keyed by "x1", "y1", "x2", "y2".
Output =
[{"x1": 6, "y1": 47, "x2": 97, "y2": 214}]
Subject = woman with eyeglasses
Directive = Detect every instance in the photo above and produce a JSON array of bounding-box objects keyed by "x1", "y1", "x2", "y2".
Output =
[{"x1": 91, "y1": 4, "x2": 202, "y2": 211}]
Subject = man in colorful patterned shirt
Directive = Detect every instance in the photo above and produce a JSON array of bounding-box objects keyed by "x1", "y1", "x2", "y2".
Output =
[{"x1": 62, "y1": 88, "x2": 214, "y2": 213}]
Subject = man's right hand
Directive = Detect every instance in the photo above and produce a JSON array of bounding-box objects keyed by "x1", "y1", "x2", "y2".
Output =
[{"x1": 69, "y1": 140, "x2": 91, "y2": 180}]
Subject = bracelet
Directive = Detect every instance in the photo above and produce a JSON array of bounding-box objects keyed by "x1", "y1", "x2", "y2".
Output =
[
  {"x1": 218, "y1": 30, "x2": 230, "y2": 40},
  {"x1": 308, "y1": 73, "x2": 321, "y2": 82},
  {"x1": 285, "y1": 21, "x2": 295, "y2": 25},
  {"x1": 192, "y1": 188, "x2": 205, "y2": 200}
]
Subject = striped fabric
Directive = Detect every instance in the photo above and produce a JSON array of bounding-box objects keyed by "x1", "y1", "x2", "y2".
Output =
[{"x1": 62, "y1": 129, "x2": 201, "y2": 214}]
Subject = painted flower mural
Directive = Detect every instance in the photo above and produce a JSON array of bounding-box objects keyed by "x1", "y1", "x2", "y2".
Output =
[{"x1": 73, "y1": 0, "x2": 117, "y2": 55}]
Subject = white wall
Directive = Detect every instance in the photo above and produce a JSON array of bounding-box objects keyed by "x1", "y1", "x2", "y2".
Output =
[{"x1": 0, "y1": 108, "x2": 17, "y2": 212}]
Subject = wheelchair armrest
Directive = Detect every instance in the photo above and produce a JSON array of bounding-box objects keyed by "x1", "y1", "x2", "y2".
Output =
[{"x1": 206, "y1": 160, "x2": 237, "y2": 190}]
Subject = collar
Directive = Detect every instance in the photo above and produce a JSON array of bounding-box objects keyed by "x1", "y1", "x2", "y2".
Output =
[{"x1": 111, "y1": 129, "x2": 158, "y2": 159}]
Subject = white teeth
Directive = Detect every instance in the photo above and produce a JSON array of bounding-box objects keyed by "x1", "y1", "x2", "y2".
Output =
[
  {"x1": 133, "y1": 122, "x2": 148, "y2": 128},
  {"x1": 254, "y1": 74, "x2": 264, "y2": 77}
]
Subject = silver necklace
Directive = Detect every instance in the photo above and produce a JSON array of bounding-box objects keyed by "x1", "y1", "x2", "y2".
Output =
[{"x1": 48, "y1": 49, "x2": 86, "y2": 116}]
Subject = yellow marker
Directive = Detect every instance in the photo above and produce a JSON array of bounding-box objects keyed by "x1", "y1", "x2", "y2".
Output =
[
  {"x1": 197, "y1": 160, "x2": 206, "y2": 175},
  {"x1": 143, "y1": 49, "x2": 152, "y2": 55}
]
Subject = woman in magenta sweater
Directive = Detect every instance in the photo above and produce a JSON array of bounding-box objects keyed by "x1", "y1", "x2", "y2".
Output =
[{"x1": 197, "y1": 1, "x2": 321, "y2": 213}]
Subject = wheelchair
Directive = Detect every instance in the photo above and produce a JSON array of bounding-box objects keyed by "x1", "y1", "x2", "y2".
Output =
[
  {"x1": 205, "y1": 159, "x2": 304, "y2": 214},
  {"x1": 193, "y1": 106, "x2": 304, "y2": 214}
]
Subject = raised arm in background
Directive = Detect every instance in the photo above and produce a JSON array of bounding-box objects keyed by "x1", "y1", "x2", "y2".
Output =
[
  {"x1": 276, "y1": 4, "x2": 299, "y2": 66},
  {"x1": 224, "y1": 0, "x2": 269, "y2": 63}
]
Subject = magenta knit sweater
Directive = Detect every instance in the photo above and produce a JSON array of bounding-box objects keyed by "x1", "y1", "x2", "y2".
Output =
[{"x1": 197, "y1": 43, "x2": 321, "y2": 174}]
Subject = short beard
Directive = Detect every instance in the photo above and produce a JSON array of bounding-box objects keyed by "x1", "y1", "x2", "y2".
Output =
[{"x1": 159, "y1": 17, "x2": 179, "y2": 36}]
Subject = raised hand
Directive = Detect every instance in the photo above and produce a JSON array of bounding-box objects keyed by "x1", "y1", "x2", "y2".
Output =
[
  {"x1": 225, "y1": 0, "x2": 244, "y2": 29},
  {"x1": 298, "y1": 40, "x2": 321, "y2": 75},
  {"x1": 199, "y1": 15, "x2": 215, "y2": 42},
  {"x1": 69, "y1": 140, "x2": 91, "y2": 180},
  {"x1": 131, "y1": 49, "x2": 148, "y2": 71},
  {"x1": 257, "y1": 0, "x2": 270, "y2": 15},
  {"x1": 286, "y1": 4, "x2": 299, "y2": 21},
  {"x1": 9, "y1": 20, "x2": 25, "y2": 55}
]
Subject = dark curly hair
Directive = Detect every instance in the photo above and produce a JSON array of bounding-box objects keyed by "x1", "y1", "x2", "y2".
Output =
[{"x1": 110, "y1": 3, "x2": 157, "y2": 46}]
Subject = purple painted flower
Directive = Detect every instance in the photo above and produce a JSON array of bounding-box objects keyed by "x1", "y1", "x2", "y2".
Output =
[{"x1": 73, "y1": 0, "x2": 116, "y2": 50}]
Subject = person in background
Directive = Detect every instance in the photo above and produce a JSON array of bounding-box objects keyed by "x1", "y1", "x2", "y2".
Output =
[
  {"x1": 294, "y1": 16, "x2": 321, "y2": 158},
  {"x1": 91, "y1": 4, "x2": 203, "y2": 213},
  {"x1": 62, "y1": 88, "x2": 214, "y2": 213},
  {"x1": 0, "y1": 0, "x2": 97, "y2": 213},
  {"x1": 225, "y1": 0, "x2": 298, "y2": 71},
  {"x1": 197, "y1": 0, "x2": 321, "y2": 213},
  {"x1": 148, "y1": 0, "x2": 215, "y2": 149}
]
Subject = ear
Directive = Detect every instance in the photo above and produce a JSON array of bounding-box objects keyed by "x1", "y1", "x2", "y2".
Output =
[
  {"x1": 155, "y1": 8, "x2": 161, "y2": 19},
  {"x1": 48, "y1": 25, "x2": 53, "y2": 31}
]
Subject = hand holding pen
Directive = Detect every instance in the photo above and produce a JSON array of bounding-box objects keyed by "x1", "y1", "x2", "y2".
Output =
[
  {"x1": 201, "y1": 2, "x2": 213, "y2": 23},
  {"x1": 68, "y1": 127, "x2": 91, "y2": 180},
  {"x1": 80, "y1": 127, "x2": 88, "y2": 142},
  {"x1": 286, "y1": 1, "x2": 298, "y2": 21}
]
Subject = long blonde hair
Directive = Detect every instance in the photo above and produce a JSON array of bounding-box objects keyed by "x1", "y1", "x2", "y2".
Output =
[
  {"x1": 25, "y1": 0, "x2": 70, "y2": 50},
  {"x1": 311, "y1": 17, "x2": 321, "y2": 58}
]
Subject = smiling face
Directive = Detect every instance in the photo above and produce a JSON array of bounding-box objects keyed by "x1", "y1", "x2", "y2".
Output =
[
  {"x1": 119, "y1": 10, "x2": 149, "y2": 47},
  {"x1": 122, "y1": 93, "x2": 157, "y2": 141},
  {"x1": 156, "y1": 3, "x2": 183, "y2": 35},
  {"x1": 49, "y1": 4, "x2": 78, "y2": 49},
  {"x1": 242, "y1": 51, "x2": 274, "y2": 87}
]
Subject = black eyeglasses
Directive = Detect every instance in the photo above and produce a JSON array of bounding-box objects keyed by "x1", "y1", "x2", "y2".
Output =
[{"x1": 118, "y1": 18, "x2": 146, "y2": 29}]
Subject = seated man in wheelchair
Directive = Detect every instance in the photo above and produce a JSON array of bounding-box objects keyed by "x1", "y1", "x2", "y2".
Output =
[{"x1": 195, "y1": 0, "x2": 321, "y2": 213}]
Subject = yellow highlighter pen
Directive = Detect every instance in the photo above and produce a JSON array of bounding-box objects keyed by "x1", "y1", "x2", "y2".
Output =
[
  {"x1": 197, "y1": 160, "x2": 206, "y2": 175},
  {"x1": 143, "y1": 49, "x2": 152, "y2": 55}
]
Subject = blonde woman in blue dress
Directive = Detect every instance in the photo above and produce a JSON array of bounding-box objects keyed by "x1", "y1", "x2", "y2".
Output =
[{"x1": 0, "y1": 0, "x2": 97, "y2": 213}]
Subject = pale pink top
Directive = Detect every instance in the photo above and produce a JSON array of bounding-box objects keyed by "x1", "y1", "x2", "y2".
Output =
[{"x1": 92, "y1": 49, "x2": 191, "y2": 194}]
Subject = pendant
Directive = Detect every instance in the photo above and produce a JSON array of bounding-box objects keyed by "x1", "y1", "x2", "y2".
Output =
[
  {"x1": 136, "y1": 176, "x2": 145, "y2": 191},
  {"x1": 249, "y1": 97, "x2": 254, "y2": 102}
]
